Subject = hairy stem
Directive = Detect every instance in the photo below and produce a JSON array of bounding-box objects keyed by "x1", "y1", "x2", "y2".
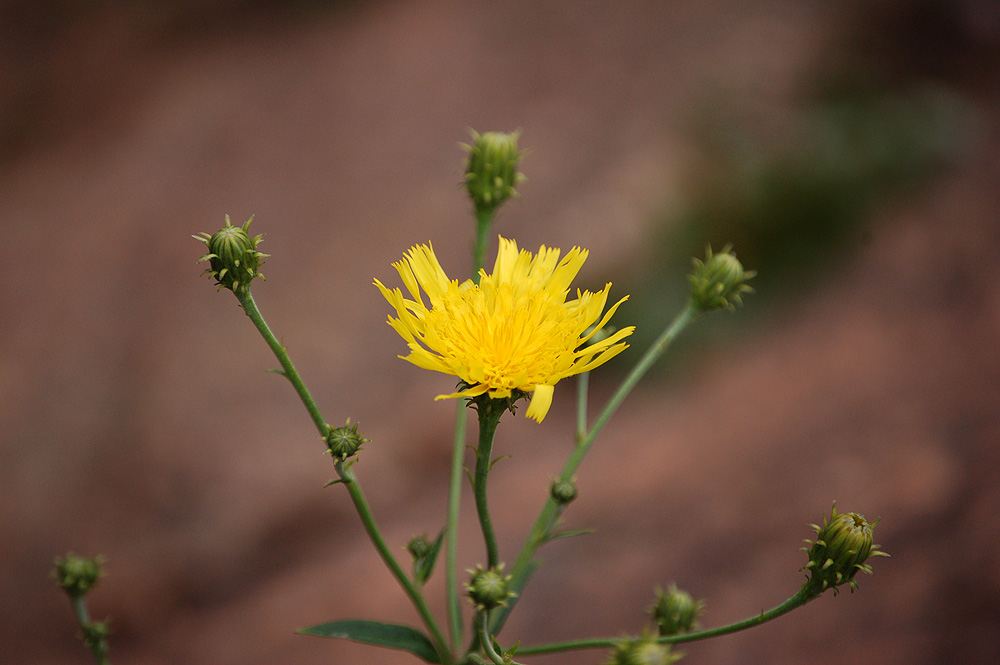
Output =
[
  {"x1": 446, "y1": 405, "x2": 468, "y2": 651},
  {"x1": 515, "y1": 583, "x2": 821, "y2": 656},
  {"x1": 235, "y1": 289, "x2": 453, "y2": 665},
  {"x1": 473, "y1": 399, "x2": 504, "y2": 569},
  {"x1": 71, "y1": 594, "x2": 109, "y2": 665},
  {"x1": 472, "y1": 209, "x2": 494, "y2": 284}
]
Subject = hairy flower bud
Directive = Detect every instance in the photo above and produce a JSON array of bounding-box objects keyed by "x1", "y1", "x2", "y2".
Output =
[
  {"x1": 465, "y1": 564, "x2": 515, "y2": 611},
  {"x1": 464, "y1": 130, "x2": 525, "y2": 213},
  {"x1": 195, "y1": 215, "x2": 267, "y2": 293},
  {"x1": 82, "y1": 620, "x2": 111, "y2": 647},
  {"x1": 407, "y1": 534, "x2": 433, "y2": 561},
  {"x1": 325, "y1": 419, "x2": 369, "y2": 461},
  {"x1": 650, "y1": 584, "x2": 704, "y2": 636},
  {"x1": 688, "y1": 245, "x2": 755, "y2": 312},
  {"x1": 606, "y1": 632, "x2": 683, "y2": 665},
  {"x1": 52, "y1": 552, "x2": 105, "y2": 597},
  {"x1": 550, "y1": 479, "x2": 579, "y2": 505},
  {"x1": 801, "y1": 502, "x2": 888, "y2": 594}
]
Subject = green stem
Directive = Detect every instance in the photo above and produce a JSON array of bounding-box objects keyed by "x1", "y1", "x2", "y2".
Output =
[
  {"x1": 337, "y1": 461, "x2": 454, "y2": 665},
  {"x1": 235, "y1": 290, "x2": 328, "y2": 439},
  {"x1": 473, "y1": 399, "x2": 504, "y2": 569},
  {"x1": 71, "y1": 594, "x2": 109, "y2": 665},
  {"x1": 478, "y1": 612, "x2": 526, "y2": 665},
  {"x1": 493, "y1": 302, "x2": 699, "y2": 635},
  {"x1": 575, "y1": 371, "x2": 590, "y2": 443},
  {"x1": 447, "y1": 208, "x2": 494, "y2": 650},
  {"x1": 234, "y1": 289, "x2": 453, "y2": 665},
  {"x1": 515, "y1": 584, "x2": 821, "y2": 656},
  {"x1": 446, "y1": 405, "x2": 468, "y2": 651},
  {"x1": 472, "y1": 209, "x2": 494, "y2": 284}
]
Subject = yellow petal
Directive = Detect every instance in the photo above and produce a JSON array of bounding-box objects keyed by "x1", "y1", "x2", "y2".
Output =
[
  {"x1": 525, "y1": 384, "x2": 555, "y2": 422},
  {"x1": 435, "y1": 383, "x2": 490, "y2": 401},
  {"x1": 375, "y1": 238, "x2": 633, "y2": 425}
]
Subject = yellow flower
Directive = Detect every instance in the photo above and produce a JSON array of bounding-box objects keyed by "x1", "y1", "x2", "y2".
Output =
[{"x1": 374, "y1": 236, "x2": 634, "y2": 422}]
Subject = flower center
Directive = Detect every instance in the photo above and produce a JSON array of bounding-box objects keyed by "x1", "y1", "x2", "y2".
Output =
[{"x1": 426, "y1": 282, "x2": 577, "y2": 391}]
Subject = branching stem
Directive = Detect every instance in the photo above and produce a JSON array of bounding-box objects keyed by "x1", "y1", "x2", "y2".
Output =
[
  {"x1": 235, "y1": 289, "x2": 453, "y2": 665},
  {"x1": 515, "y1": 583, "x2": 821, "y2": 656},
  {"x1": 493, "y1": 302, "x2": 699, "y2": 635}
]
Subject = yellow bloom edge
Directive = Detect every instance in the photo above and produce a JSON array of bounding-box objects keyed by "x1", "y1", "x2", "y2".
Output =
[{"x1": 374, "y1": 236, "x2": 635, "y2": 422}]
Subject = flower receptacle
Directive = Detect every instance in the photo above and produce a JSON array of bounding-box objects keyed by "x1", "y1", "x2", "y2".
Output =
[{"x1": 195, "y1": 215, "x2": 268, "y2": 293}]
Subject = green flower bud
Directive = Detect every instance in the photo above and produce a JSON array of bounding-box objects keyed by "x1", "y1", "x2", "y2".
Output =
[
  {"x1": 407, "y1": 534, "x2": 433, "y2": 561},
  {"x1": 82, "y1": 620, "x2": 112, "y2": 650},
  {"x1": 606, "y1": 632, "x2": 683, "y2": 665},
  {"x1": 464, "y1": 130, "x2": 525, "y2": 213},
  {"x1": 688, "y1": 245, "x2": 755, "y2": 312},
  {"x1": 52, "y1": 552, "x2": 105, "y2": 597},
  {"x1": 465, "y1": 564, "x2": 516, "y2": 611},
  {"x1": 801, "y1": 502, "x2": 889, "y2": 594},
  {"x1": 325, "y1": 419, "x2": 369, "y2": 461},
  {"x1": 649, "y1": 584, "x2": 704, "y2": 636},
  {"x1": 194, "y1": 215, "x2": 268, "y2": 293},
  {"x1": 551, "y1": 479, "x2": 579, "y2": 505}
]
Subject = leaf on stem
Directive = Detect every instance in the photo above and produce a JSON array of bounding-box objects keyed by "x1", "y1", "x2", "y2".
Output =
[
  {"x1": 544, "y1": 527, "x2": 595, "y2": 543},
  {"x1": 488, "y1": 455, "x2": 510, "y2": 471},
  {"x1": 298, "y1": 620, "x2": 441, "y2": 663},
  {"x1": 414, "y1": 529, "x2": 446, "y2": 585}
]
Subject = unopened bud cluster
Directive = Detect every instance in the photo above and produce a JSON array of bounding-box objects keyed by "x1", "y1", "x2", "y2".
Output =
[
  {"x1": 407, "y1": 534, "x2": 433, "y2": 561},
  {"x1": 325, "y1": 419, "x2": 369, "y2": 461},
  {"x1": 52, "y1": 552, "x2": 105, "y2": 597},
  {"x1": 606, "y1": 632, "x2": 683, "y2": 665},
  {"x1": 550, "y1": 479, "x2": 578, "y2": 505},
  {"x1": 465, "y1": 564, "x2": 515, "y2": 611},
  {"x1": 464, "y1": 130, "x2": 525, "y2": 213},
  {"x1": 52, "y1": 552, "x2": 112, "y2": 662},
  {"x1": 802, "y1": 502, "x2": 888, "y2": 594},
  {"x1": 688, "y1": 245, "x2": 754, "y2": 312},
  {"x1": 195, "y1": 215, "x2": 268, "y2": 293},
  {"x1": 650, "y1": 584, "x2": 703, "y2": 636}
]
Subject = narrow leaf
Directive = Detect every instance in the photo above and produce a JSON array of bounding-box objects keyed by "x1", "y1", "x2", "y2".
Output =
[
  {"x1": 544, "y1": 527, "x2": 596, "y2": 543},
  {"x1": 414, "y1": 529, "x2": 446, "y2": 584},
  {"x1": 298, "y1": 620, "x2": 440, "y2": 663},
  {"x1": 488, "y1": 455, "x2": 510, "y2": 471}
]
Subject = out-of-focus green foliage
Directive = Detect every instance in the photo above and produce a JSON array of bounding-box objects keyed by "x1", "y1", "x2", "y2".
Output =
[{"x1": 610, "y1": 82, "x2": 973, "y2": 375}]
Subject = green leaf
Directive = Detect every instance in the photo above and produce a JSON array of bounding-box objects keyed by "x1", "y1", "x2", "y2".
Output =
[
  {"x1": 544, "y1": 527, "x2": 595, "y2": 543},
  {"x1": 488, "y1": 455, "x2": 510, "y2": 471},
  {"x1": 298, "y1": 620, "x2": 441, "y2": 663},
  {"x1": 414, "y1": 529, "x2": 445, "y2": 584}
]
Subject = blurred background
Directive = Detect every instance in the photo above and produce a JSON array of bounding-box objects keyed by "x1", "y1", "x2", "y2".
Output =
[{"x1": 2, "y1": 1, "x2": 999, "y2": 663}]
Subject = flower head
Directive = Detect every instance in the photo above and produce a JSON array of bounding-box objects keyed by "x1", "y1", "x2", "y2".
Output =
[
  {"x1": 606, "y1": 631, "x2": 683, "y2": 665},
  {"x1": 801, "y1": 502, "x2": 889, "y2": 594},
  {"x1": 325, "y1": 419, "x2": 369, "y2": 462},
  {"x1": 375, "y1": 237, "x2": 634, "y2": 422},
  {"x1": 463, "y1": 130, "x2": 525, "y2": 213},
  {"x1": 649, "y1": 584, "x2": 704, "y2": 636},
  {"x1": 550, "y1": 478, "x2": 579, "y2": 505},
  {"x1": 52, "y1": 552, "x2": 105, "y2": 597},
  {"x1": 465, "y1": 564, "x2": 516, "y2": 611},
  {"x1": 194, "y1": 215, "x2": 267, "y2": 293},
  {"x1": 688, "y1": 244, "x2": 754, "y2": 312}
]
